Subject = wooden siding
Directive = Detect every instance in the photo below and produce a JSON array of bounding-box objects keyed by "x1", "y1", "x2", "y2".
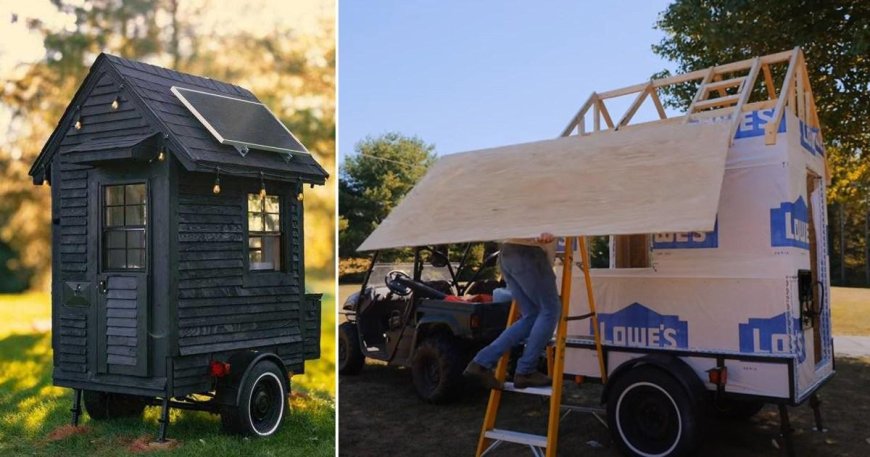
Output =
[
  {"x1": 172, "y1": 175, "x2": 311, "y2": 393},
  {"x1": 51, "y1": 70, "x2": 153, "y2": 383},
  {"x1": 105, "y1": 276, "x2": 139, "y2": 367}
]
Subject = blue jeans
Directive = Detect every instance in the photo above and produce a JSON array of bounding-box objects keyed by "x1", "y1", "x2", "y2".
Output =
[{"x1": 473, "y1": 243, "x2": 560, "y2": 375}]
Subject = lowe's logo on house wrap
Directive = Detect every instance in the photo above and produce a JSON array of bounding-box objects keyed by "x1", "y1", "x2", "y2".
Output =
[
  {"x1": 653, "y1": 220, "x2": 719, "y2": 249},
  {"x1": 739, "y1": 312, "x2": 805, "y2": 363},
  {"x1": 799, "y1": 119, "x2": 825, "y2": 157},
  {"x1": 593, "y1": 303, "x2": 688, "y2": 349},
  {"x1": 770, "y1": 197, "x2": 809, "y2": 249},
  {"x1": 734, "y1": 109, "x2": 787, "y2": 139}
]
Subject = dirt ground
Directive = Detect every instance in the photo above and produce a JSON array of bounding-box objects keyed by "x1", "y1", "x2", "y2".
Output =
[{"x1": 339, "y1": 356, "x2": 870, "y2": 456}]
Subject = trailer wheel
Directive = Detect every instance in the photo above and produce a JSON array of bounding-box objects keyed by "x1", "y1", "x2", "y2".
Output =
[
  {"x1": 712, "y1": 397, "x2": 765, "y2": 420},
  {"x1": 411, "y1": 335, "x2": 464, "y2": 404},
  {"x1": 82, "y1": 391, "x2": 147, "y2": 420},
  {"x1": 220, "y1": 360, "x2": 287, "y2": 436},
  {"x1": 607, "y1": 366, "x2": 701, "y2": 457},
  {"x1": 339, "y1": 321, "x2": 365, "y2": 375}
]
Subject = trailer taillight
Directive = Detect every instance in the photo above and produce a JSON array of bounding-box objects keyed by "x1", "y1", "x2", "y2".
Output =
[
  {"x1": 707, "y1": 366, "x2": 727, "y2": 386},
  {"x1": 209, "y1": 360, "x2": 231, "y2": 378}
]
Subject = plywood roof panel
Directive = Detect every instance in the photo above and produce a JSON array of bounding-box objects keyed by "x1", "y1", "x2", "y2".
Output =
[{"x1": 359, "y1": 122, "x2": 731, "y2": 251}]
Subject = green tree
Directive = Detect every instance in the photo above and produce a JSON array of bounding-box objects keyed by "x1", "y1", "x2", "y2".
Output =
[
  {"x1": 653, "y1": 0, "x2": 870, "y2": 284},
  {"x1": 339, "y1": 133, "x2": 436, "y2": 258}
]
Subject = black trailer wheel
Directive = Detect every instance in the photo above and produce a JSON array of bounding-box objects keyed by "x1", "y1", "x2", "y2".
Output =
[
  {"x1": 712, "y1": 397, "x2": 765, "y2": 420},
  {"x1": 411, "y1": 335, "x2": 464, "y2": 404},
  {"x1": 220, "y1": 360, "x2": 287, "y2": 437},
  {"x1": 82, "y1": 391, "x2": 147, "y2": 420},
  {"x1": 607, "y1": 366, "x2": 702, "y2": 457},
  {"x1": 339, "y1": 321, "x2": 365, "y2": 375}
]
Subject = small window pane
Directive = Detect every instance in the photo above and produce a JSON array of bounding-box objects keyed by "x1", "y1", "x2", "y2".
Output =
[
  {"x1": 249, "y1": 236, "x2": 262, "y2": 249},
  {"x1": 126, "y1": 205, "x2": 145, "y2": 226},
  {"x1": 106, "y1": 207, "x2": 124, "y2": 226},
  {"x1": 127, "y1": 230, "x2": 145, "y2": 249},
  {"x1": 107, "y1": 231, "x2": 125, "y2": 248},
  {"x1": 107, "y1": 249, "x2": 126, "y2": 269},
  {"x1": 262, "y1": 235, "x2": 281, "y2": 270},
  {"x1": 125, "y1": 184, "x2": 146, "y2": 205},
  {"x1": 105, "y1": 186, "x2": 125, "y2": 205},
  {"x1": 248, "y1": 194, "x2": 263, "y2": 212},
  {"x1": 127, "y1": 249, "x2": 144, "y2": 269},
  {"x1": 250, "y1": 249, "x2": 263, "y2": 265},
  {"x1": 249, "y1": 214, "x2": 264, "y2": 231},
  {"x1": 265, "y1": 196, "x2": 280, "y2": 213},
  {"x1": 265, "y1": 213, "x2": 280, "y2": 232}
]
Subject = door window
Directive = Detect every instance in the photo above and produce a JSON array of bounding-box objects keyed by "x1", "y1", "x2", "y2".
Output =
[{"x1": 103, "y1": 183, "x2": 147, "y2": 270}]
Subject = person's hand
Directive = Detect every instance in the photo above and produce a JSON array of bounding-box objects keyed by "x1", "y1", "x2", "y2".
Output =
[{"x1": 536, "y1": 232, "x2": 555, "y2": 243}]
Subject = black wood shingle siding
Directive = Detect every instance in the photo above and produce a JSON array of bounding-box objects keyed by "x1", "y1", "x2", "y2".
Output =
[
  {"x1": 53, "y1": 71, "x2": 152, "y2": 382},
  {"x1": 171, "y1": 176, "x2": 307, "y2": 394},
  {"x1": 105, "y1": 276, "x2": 139, "y2": 367}
]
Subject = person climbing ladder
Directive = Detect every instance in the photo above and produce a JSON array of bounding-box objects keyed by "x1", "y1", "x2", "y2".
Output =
[{"x1": 463, "y1": 232, "x2": 559, "y2": 389}]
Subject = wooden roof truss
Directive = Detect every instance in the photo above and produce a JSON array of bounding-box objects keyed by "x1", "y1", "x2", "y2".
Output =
[{"x1": 561, "y1": 47, "x2": 821, "y2": 146}]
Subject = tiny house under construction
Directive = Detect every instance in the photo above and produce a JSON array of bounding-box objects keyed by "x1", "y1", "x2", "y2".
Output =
[
  {"x1": 29, "y1": 53, "x2": 328, "y2": 439},
  {"x1": 358, "y1": 48, "x2": 831, "y2": 457}
]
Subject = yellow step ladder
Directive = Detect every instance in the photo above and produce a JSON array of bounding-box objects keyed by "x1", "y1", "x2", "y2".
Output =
[{"x1": 475, "y1": 236, "x2": 607, "y2": 457}]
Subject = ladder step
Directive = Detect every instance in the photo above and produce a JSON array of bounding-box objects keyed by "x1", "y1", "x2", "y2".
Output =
[
  {"x1": 503, "y1": 382, "x2": 553, "y2": 396},
  {"x1": 484, "y1": 429, "x2": 548, "y2": 448},
  {"x1": 693, "y1": 94, "x2": 740, "y2": 111},
  {"x1": 704, "y1": 76, "x2": 746, "y2": 92}
]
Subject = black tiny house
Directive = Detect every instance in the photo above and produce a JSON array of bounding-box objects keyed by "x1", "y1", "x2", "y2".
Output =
[{"x1": 28, "y1": 53, "x2": 328, "y2": 439}]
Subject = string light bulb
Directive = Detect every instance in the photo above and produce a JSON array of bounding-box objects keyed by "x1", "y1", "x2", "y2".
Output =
[
  {"x1": 157, "y1": 150, "x2": 165, "y2": 161},
  {"x1": 111, "y1": 97, "x2": 120, "y2": 110},
  {"x1": 296, "y1": 181, "x2": 304, "y2": 201},
  {"x1": 212, "y1": 168, "x2": 221, "y2": 195},
  {"x1": 259, "y1": 172, "x2": 267, "y2": 199},
  {"x1": 74, "y1": 118, "x2": 82, "y2": 130},
  {"x1": 297, "y1": 192, "x2": 303, "y2": 202}
]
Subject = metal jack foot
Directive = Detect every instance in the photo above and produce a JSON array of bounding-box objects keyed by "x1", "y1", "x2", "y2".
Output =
[
  {"x1": 809, "y1": 393, "x2": 826, "y2": 432},
  {"x1": 157, "y1": 397, "x2": 170, "y2": 442},
  {"x1": 777, "y1": 404, "x2": 796, "y2": 457},
  {"x1": 70, "y1": 389, "x2": 83, "y2": 426}
]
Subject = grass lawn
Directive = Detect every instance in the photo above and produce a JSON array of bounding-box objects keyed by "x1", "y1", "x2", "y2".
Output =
[
  {"x1": 830, "y1": 287, "x2": 870, "y2": 335},
  {"x1": 0, "y1": 283, "x2": 335, "y2": 457}
]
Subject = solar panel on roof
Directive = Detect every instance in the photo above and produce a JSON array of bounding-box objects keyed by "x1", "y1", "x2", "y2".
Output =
[{"x1": 170, "y1": 86, "x2": 308, "y2": 159}]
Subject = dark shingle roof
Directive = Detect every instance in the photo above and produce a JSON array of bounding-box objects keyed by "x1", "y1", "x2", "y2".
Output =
[{"x1": 30, "y1": 53, "x2": 328, "y2": 184}]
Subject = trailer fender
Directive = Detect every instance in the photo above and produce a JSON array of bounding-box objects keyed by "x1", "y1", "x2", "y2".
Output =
[
  {"x1": 412, "y1": 315, "x2": 461, "y2": 348},
  {"x1": 215, "y1": 351, "x2": 289, "y2": 407},
  {"x1": 601, "y1": 353, "x2": 707, "y2": 408}
]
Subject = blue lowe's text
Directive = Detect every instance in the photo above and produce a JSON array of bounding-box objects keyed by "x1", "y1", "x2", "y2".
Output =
[
  {"x1": 739, "y1": 312, "x2": 805, "y2": 363},
  {"x1": 594, "y1": 303, "x2": 688, "y2": 349},
  {"x1": 770, "y1": 197, "x2": 810, "y2": 249}
]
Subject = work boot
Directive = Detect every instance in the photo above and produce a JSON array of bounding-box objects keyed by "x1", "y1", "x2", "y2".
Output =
[
  {"x1": 463, "y1": 362, "x2": 503, "y2": 390},
  {"x1": 513, "y1": 371, "x2": 552, "y2": 389}
]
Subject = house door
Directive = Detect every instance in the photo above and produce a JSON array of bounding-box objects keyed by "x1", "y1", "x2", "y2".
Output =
[{"x1": 92, "y1": 172, "x2": 150, "y2": 377}]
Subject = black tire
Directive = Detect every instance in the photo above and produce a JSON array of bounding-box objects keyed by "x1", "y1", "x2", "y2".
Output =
[
  {"x1": 82, "y1": 391, "x2": 147, "y2": 420},
  {"x1": 712, "y1": 397, "x2": 765, "y2": 420},
  {"x1": 607, "y1": 365, "x2": 702, "y2": 457},
  {"x1": 339, "y1": 321, "x2": 365, "y2": 375},
  {"x1": 220, "y1": 360, "x2": 288, "y2": 437},
  {"x1": 411, "y1": 335, "x2": 464, "y2": 404}
]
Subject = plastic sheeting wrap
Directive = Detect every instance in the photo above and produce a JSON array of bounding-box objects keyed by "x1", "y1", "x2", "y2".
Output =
[{"x1": 358, "y1": 122, "x2": 731, "y2": 251}]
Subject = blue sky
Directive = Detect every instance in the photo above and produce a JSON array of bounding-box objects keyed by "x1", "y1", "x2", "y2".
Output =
[{"x1": 338, "y1": 1, "x2": 678, "y2": 163}]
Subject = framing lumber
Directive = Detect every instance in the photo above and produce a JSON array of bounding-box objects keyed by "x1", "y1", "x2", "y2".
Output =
[{"x1": 560, "y1": 48, "x2": 820, "y2": 148}]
